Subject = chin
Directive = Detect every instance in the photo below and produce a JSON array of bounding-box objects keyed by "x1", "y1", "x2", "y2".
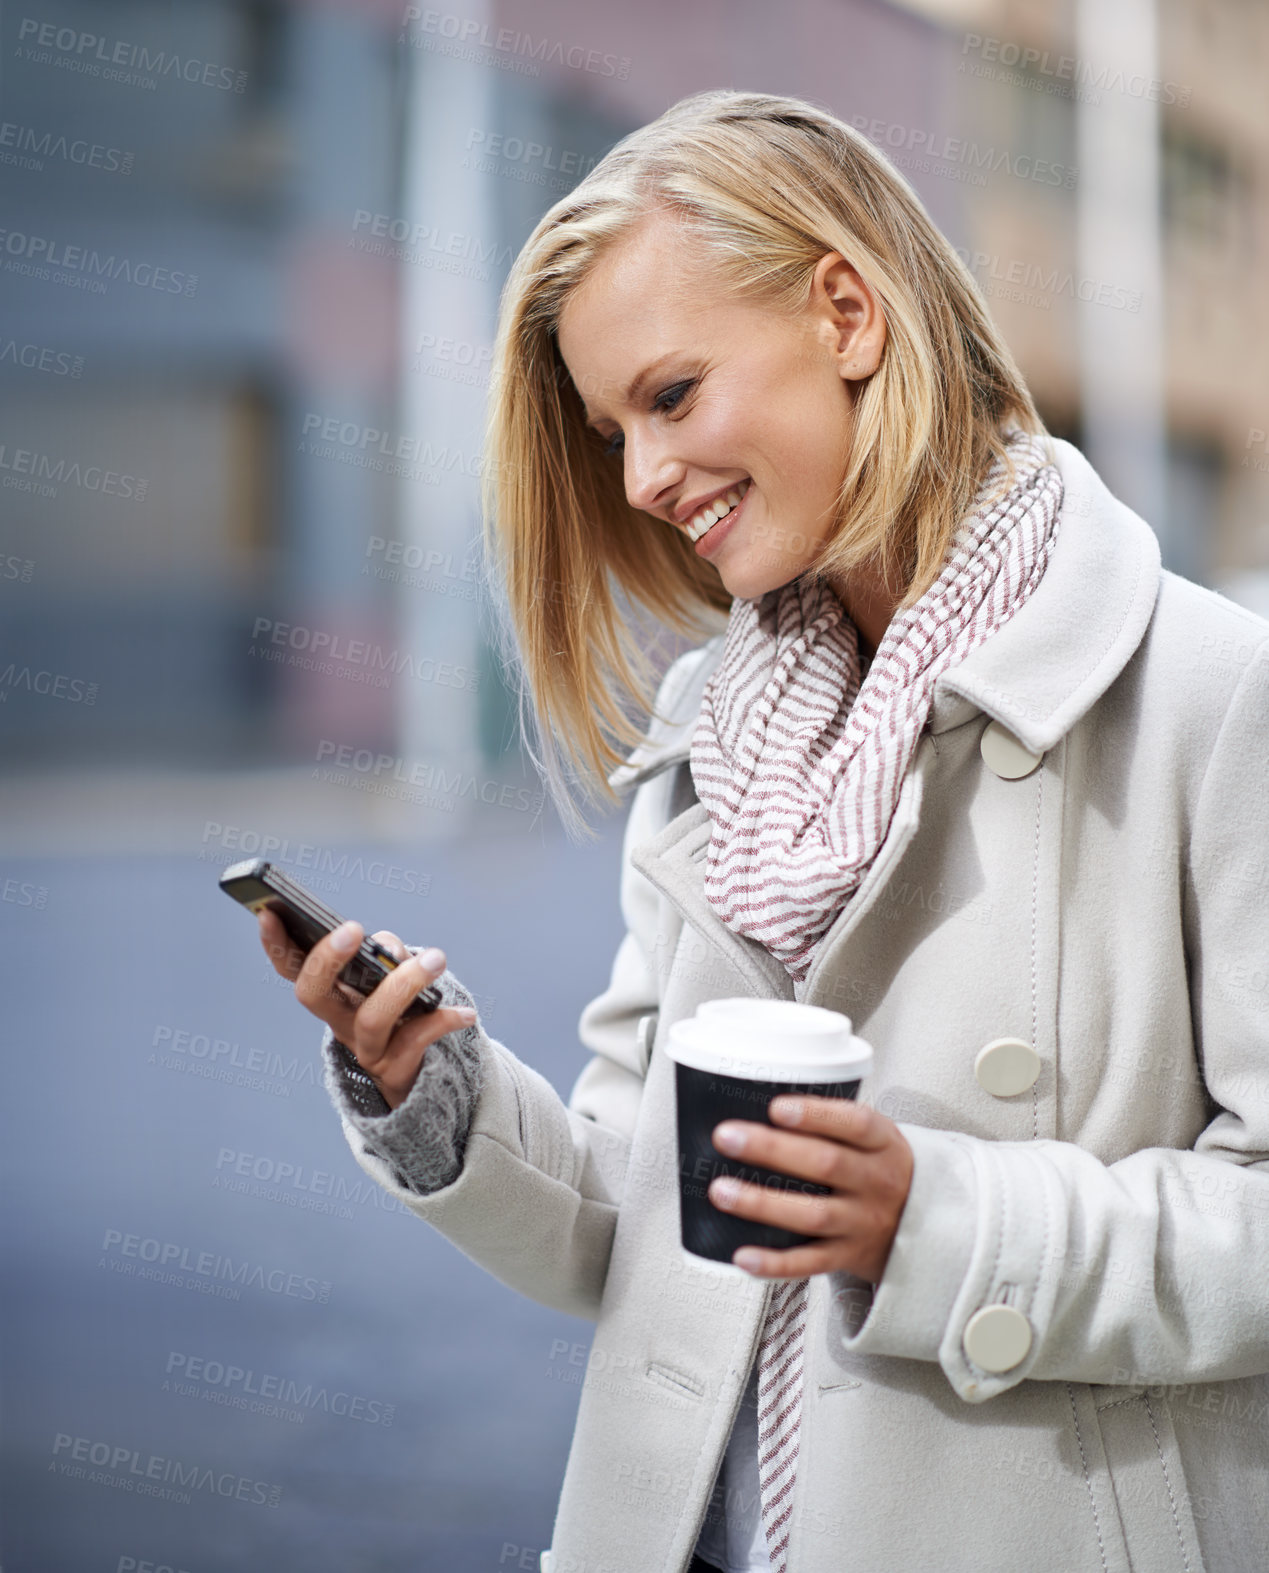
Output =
[{"x1": 716, "y1": 560, "x2": 798, "y2": 602}]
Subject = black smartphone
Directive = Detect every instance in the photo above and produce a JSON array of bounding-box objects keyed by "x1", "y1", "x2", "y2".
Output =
[{"x1": 220, "y1": 857, "x2": 441, "y2": 1020}]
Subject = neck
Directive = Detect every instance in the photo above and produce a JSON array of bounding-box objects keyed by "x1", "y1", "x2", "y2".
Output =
[{"x1": 823, "y1": 563, "x2": 902, "y2": 661}]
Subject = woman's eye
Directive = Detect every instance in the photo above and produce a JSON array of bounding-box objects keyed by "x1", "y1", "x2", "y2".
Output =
[
  {"x1": 655, "y1": 379, "x2": 694, "y2": 413},
  {"x1": 600, "y1": 380, "x2": 695, "y2": 459}
]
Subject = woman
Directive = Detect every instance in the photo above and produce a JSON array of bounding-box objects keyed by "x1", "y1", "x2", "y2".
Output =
[{"x1": 259, "y1": 90, "x2": 1269, "y2": 1573}]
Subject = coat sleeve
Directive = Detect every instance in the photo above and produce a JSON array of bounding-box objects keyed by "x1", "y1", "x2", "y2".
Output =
[
  {"x1": 324, "y1": 655, "x2": 701, "y2": 1324},
  {"x1": 835, "y1": 638, "x2": 1269, "y2": 1403}
]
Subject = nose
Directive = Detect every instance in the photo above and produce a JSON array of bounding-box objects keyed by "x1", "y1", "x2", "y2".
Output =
[{"x1": 622, "y1": 425, "x2": 684, "y2": 517}]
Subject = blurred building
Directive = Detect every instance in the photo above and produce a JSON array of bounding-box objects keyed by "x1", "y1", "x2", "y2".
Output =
[
  {"x1": 0, "y1": 0, "x2": 648, "y2": 793},
  {"x1": 2, "y1": 0, "x2": 1265, "y2": 785},
  {"x1": 894, "y1": 0, "x2": 1269, "y2": 594}
]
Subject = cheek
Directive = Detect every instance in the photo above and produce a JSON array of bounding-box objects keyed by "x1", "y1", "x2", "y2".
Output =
[
  {"x1": 688, "y1": 390, "x2": 747, "y2": 457},
  {"x1": 786, "y1": 379, "x2": 852, "y2": 470},
  {"x1": 785, "y1": 416, "x2": 853, "y2": 535},
  {"x1": 758, "y1": 373, "x2": 850, "y2": 482}
]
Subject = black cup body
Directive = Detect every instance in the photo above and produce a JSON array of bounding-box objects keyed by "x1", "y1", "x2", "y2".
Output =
[{"x1": 674, "y1": 1060, "x2": 862, "y2": 1263}]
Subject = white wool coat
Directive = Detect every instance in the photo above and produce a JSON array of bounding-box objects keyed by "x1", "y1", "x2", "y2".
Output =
[{"x1": 335, "y1": 438, "x2": 1269, "y2": 1573}]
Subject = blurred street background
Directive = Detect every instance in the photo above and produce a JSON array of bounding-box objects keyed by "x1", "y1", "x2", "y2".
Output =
[{"x1": 3, "y1": 0, "x2": 1268, "y2": 1567}]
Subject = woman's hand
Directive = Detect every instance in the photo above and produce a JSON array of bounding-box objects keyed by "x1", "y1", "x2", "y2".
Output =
[
  {"x1": 258, "y1": 909, "x2": 477, "y2": 1111},
  {"x1": 707, "y1": 1095, "x2": 913, "y2": 1283}
]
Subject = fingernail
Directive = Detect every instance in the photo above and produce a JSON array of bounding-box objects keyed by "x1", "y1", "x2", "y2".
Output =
[
  {"x1": 713, "y1": 1124, "x2": 745, "y2": 1154},
  {"x1": 417, "y1": 946, "x2": 445, "y2": 972},
  {"x1": 329, "y1": 921, "x2": 360, "y2": 956},
  {"x1": 712, "y1": 1177, "x2": 742, "y2": 1206},
  {"x1": 770, "y1": 1097, "x2": 803, "y2": 1123},
  {"x1": 454, "y1": 1007, "x2": 477, "y2": 1023},
  {"x1": 734, "y1": 1249, "x2": 762, "y2": 1272}
]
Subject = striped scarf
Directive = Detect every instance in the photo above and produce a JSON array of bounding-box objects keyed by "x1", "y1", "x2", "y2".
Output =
[{"x1": 690, "y1": 429, "x2": 1062, "y2": 1569}]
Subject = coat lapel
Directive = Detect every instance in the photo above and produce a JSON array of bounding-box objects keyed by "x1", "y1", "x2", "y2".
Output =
[
  {"x1": 627, "y1": 800, "x2": 795, "y2": 1001},
  {"x1": 623, "y1": 739, "x2": 937, "y2": 1009}
]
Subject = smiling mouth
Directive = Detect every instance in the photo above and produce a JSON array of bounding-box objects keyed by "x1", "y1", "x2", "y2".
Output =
[{"x1": 685, "y1": 478, "x2": 751, "y2": 543}]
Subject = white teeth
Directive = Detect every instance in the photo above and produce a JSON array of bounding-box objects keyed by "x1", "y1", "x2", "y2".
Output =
[{"x1": 687, "y1": 479, "x2": 750, "y2": 542}]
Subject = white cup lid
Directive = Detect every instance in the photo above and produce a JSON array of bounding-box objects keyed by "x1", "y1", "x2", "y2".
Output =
[{"x1": 666, "y1": 998, "x2": 872, "y2": 1083}]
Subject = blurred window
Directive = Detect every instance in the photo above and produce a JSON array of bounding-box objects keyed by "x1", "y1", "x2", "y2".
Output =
[
  {"x1": 1163, "y1": 125, "x2": 1250, "y2": 260},
  {"x1": 1162, "y1": 431, "x2": 1225, "y2": 584}
]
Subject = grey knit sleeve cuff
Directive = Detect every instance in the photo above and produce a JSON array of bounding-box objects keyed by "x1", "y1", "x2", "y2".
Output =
[{"x1": 320, "y1": 963, "x2": 486, "y2": 1196}]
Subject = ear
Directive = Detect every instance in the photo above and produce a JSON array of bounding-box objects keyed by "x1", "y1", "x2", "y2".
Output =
[{"x1": 809, "y1": 252, "x2": 887, "y2": 383}]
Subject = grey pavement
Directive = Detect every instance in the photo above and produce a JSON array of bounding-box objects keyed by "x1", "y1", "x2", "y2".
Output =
[{"x1": 0, "y1": 790, "x2": 630, "y2": 1571}]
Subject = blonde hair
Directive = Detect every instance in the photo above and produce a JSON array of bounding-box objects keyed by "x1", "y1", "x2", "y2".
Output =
[{"x1": 481, "y1": 88, "x2": 1045, "y2": 840}]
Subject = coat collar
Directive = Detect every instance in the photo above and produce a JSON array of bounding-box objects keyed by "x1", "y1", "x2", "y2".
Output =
[
  {"x1": 607, "y1": 437, "x2": 1162, "y2": 794},
  {"x1": 926, "y1": 437, "x2": 1162, "y2": 751}
]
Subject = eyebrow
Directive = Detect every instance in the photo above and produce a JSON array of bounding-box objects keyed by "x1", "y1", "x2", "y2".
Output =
[{"x1": 580, "y1": 353, "x2": 678, "y2": 428}]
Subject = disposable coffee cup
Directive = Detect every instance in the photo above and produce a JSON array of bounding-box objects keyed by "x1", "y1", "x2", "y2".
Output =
[{"x1": 667, "y1": 999, "x2": 873, "y2": 1265}]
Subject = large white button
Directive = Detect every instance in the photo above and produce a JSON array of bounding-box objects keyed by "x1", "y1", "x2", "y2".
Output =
[
  {"x1": 964, "y1": 1305, "x2": 1033, "y2": 1372},
  {"x1": 980, "y1": 719, "x2": 1043, "y2": 779},
  {"x1": 975, "y1": 1037, "x2": 1041, "y2": 1097}
]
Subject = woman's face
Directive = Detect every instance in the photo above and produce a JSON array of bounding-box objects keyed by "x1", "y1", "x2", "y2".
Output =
[{"x1": 555, "y1": 208, "x2": 886, "y2": 603}]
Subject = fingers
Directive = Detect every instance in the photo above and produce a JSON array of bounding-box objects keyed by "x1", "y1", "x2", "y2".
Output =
[
  {"x1": 335, "y1": 942, "x2": 467, "y2": 1109},
  {"x1": 769, "y1": 1094, "x2": 892, "y2": 1152},
  {"x1": 345, "y1": 950, "x2": 443, "y2": 1061},
  {"x1": 706, "y1": 1101, "x2": 915, "y2": 1284},
  {"x1": 354, "y1": 1000, "x2": 476, "y2": 1110},
  {"x1": 290, "y1": 920, "x2": 365, "y2": 1038},
  {"x1": 267, "y1": 914, "x2": 470, "y2": 1110},
  {"x1": 709, "y1": 1168, "x2": 850, "y2": 1239},
  {"x1": 258, "y1": 907, "x2": 305, "y2": 978},
  {"x1": 370, "y1": 930, "x2": 408, "y2": 962},
  {"x1": 718, "y1": 1239, "x2": 847, "y2": 1281},
  {"x1": 705, "y1": 1165, "x2": 893, "y2": 1284},
  {"x1": 710, "y1": 1113, "x2": 878, "y2": 1194}
]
